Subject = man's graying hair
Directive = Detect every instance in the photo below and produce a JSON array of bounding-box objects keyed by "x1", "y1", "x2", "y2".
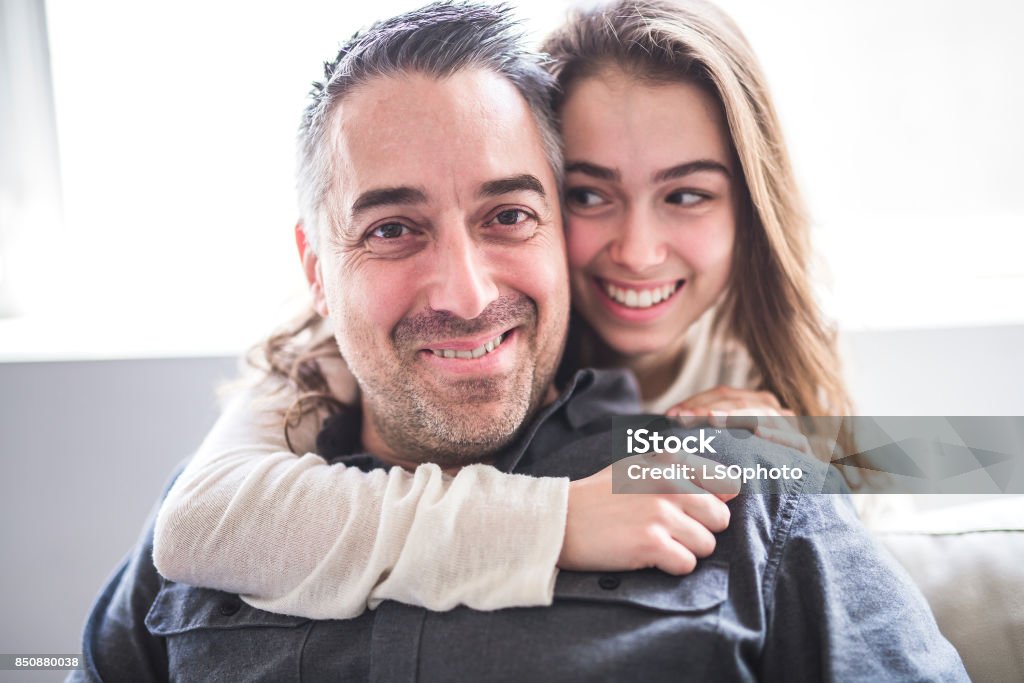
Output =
[
  {"x1": 296, "y1": 1, "x2": 563, "y2": 252},
  {"x1": 255, "y1": 1, "x2": 562, "y2": 450}
]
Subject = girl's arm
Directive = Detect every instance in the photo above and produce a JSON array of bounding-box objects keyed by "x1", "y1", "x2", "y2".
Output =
[{"x1": 154, "y1": 377, "x2": 732, "y2": 619}]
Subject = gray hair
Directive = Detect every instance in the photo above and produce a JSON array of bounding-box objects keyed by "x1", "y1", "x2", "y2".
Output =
[{"x1": 297, "y1": 1, "x2": 563, "y2": 251}]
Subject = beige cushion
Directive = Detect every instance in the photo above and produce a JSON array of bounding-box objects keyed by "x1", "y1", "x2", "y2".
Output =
[{"x1": 873, "y1": 497, "x2": 1024, "y2": 682}]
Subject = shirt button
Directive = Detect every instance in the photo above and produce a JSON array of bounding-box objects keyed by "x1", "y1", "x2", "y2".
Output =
[
  {"x1": 219, "y1": 598, "x2": 241, "y2": 616},
  {"x1": 598, "y1": 575, "x2": 620, "y2": 590}
]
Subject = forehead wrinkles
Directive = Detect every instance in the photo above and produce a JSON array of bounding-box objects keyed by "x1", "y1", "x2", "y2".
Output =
[{"x1": 331, "y1": 72, "x2": 549, "y2": 226}]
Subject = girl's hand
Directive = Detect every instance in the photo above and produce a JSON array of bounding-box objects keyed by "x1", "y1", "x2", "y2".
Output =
[
  {"x1": 667, "y1": 385, "x2": 811, "y2": 455},
  {"x1": 559, "y1": 460, "x2": 738, "y2": 575}
]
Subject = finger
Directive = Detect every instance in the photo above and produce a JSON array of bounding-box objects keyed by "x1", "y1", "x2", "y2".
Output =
[
  {"x1": 683, "y1": 454, "x2": 741, "y2": 500},
  {"x1": 713, "y1": 402, "x2": 782, "y2": 416},
  {"x1": 707, "y1": 411, "x2": 760, "y2": 432},
  {"x1": 664, "y1": 508, "x2": 718, "y2": 558},
  {"x1": 676, "y1": 386, "x2": 781, "y2": 413},
  {"x1": 666, "y1": 405, "x2": 695, "y2": 418},
  {"x1": 752, "y1": 390, "x2": 784, "y2": 412},
  {"x1": 649, "y1": 528, "x2": 699, "y2": 575},
  {"x1": 666, "y1": 412, "x2": 714, "y2": 431},
  {"x1": 754, "y1": 425, "x2": 812, "y2": 455},
  {"x1": 705, "y1": 408, "x2": 780, "y2": 433},
  {"x1": 659, "y1": 492, "x2": 731, "y2": 533},
  {"x1": 757, "y1": 413, "x2": 796, "y2": 431},
  {"x1": 670, "y1": 386, "x2": 729, "y2": 412},
  {"x1": 702, "y1": 390, "x2": 783, "y2": 413},
  {"x1": 637, "y1": 451, "x2": 740, "y2": 500}
]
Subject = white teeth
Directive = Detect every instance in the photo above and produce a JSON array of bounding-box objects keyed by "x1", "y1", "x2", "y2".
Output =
[
  {"x1": 603, "y1": 281, "x2": 680, "y2": 309},
  {"x1": 430, "y1": 333, "x2": 506, "y2": 359}
]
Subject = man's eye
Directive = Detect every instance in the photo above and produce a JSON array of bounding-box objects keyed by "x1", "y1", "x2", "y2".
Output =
[
  {"x1": 485, "y1": 208, "x2": 537, "y2": 231},
  {"x1": 495, "y1": 209, "x2": 527, "y2": 225},
  {"x1": 370, "y1": 223, "x2": 410, "y2": 239},
  {"x1": 565, "y1": 188, "x2": 605, "y2": 208},
  {"x1": 666, "y1": 190, "x2": 708, "y2": 207},
  {"x1": 364, "y1": 222, "x2": 423, "y2": 256}
]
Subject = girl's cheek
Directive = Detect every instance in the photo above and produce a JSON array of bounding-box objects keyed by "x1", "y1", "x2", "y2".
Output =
[
  {"x1": 674, "y1": 217, "x2": 735, "y2": 272},
  {"x1": 565, "y1": 217, "x2": 605, "y2": 269}
]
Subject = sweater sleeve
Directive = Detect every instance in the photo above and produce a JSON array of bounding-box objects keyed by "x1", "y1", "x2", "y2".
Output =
[{"x1": 152, "y1": 378, "x2": 569, "y2": 620}]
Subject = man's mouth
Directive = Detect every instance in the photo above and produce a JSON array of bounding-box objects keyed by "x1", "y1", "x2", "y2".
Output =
[
  {"x1": 598, "y1": 278, "x2": 685, "y2": 309},
  {"x1": 427, "y1": 331, "x2": 509, "y2": 359}
]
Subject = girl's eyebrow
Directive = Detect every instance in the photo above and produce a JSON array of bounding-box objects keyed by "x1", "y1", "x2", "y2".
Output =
[
  {"x1": 653, "y1": 160, "x2": 731, "y2": 182},
  {"x1": 565, "y1": 159, "x2": 731, "y2": 183},
  {"x1": 565, "y1": 161, "x2": 619, "y2": 182}
]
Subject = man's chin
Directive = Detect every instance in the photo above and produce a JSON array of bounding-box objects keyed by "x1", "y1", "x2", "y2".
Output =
[
  {"x1": 416, "y1": 369, "x2": 522, "y2": 404},
  {"x1": 393, "y1": 386, "x2": 535, "y2": 464}
]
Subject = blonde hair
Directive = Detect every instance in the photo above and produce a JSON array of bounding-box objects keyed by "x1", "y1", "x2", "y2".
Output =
[{"x1": 544, "y1": 0, "x2": 853, "y2": 421}]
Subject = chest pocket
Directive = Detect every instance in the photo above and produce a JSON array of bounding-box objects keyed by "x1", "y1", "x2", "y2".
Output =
[
  {"x1": 545, "y1": 561, "x2": 730, "y2": 682},
  {"x1": 554, "y1": 560, "x2": 729, "y2": 613},
  {"x1": 145, "y1": 580, "x2": 310, "y2": 683}
]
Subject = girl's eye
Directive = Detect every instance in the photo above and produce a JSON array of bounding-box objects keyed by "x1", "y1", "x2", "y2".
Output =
[
  {"x1": 565, "y1": 188, "x2": 606, "y2": 208},
  {"x1": 370, "y1": 223, "x2": 410, "y2": 239},
  {"x1": 666, "y1": 190, "x2": 708, "y2": 207}
]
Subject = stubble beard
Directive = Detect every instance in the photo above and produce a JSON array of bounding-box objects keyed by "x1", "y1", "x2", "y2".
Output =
[
  {"x1": 350, "y1": 294, "x2": 557, "y2": 467},
  {"x1": 367, "y1": 363, "x2": 541, "y2": 467}
]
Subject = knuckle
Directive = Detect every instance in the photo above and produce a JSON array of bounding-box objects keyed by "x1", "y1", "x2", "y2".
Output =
[
  {"x1": 651, "y1": 497, "x2": 675, "y2": 524},
  {"x1": 640, "y1": 524, "x2": 665, "y2": 551},
  {"x1": 708, "y1": 502, "x2": 731, "y2": 531},
  {"x1": 694, "y1": 532, "x2": 717, "y2": 558},
  {"x1": 679, "y1": 552, "x2": 698, "y2": 574},
  {"x1": 654, "y1": 497, "x2": 678, "y2": 522}
]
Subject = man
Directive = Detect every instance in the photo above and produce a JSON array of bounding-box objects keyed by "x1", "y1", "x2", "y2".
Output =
[{"x1": 72, "y1": 3, "x2": 967, "y2": 681}]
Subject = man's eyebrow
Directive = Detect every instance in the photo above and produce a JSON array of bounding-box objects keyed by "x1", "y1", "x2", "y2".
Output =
[
  {"x1": 350, "y1": 186, "x2": 428, "y2": 220},
  {"x1": 565, "y1": 161, "x2": 619, "y2": 182},
  {"x1": 653, "y1": 160, "x2": 731, "y2": 183},
  {"x1": 477, "y1": 174, "x2": 548, "y2": 200}
]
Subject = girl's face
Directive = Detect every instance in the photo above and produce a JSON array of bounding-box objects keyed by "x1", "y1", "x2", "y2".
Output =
[{"x1": 561, "y1": 69, "x2": 737, "y2": 361}]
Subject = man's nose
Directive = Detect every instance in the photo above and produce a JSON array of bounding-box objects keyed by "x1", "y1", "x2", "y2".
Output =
[
  {"x1": 608, "y1": 207, "x2": 668, "y2": 273},
  {"x1": 426, "y1": 230, "x2": 500, "y2": 320}
]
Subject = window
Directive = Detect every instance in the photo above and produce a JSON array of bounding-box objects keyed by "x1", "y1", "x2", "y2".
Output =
[{"x1": 2, "y1": 0, "x2": 1021, "y2": 360}]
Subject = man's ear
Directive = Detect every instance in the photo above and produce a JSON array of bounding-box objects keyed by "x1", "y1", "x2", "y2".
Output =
[{"x1": 295, "y1": 221, "x2": 329, "y2": 318}]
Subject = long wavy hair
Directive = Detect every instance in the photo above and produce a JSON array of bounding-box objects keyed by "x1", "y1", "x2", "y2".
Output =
[{"x1": 544, "y1": 0, "x2": 853, "y2": 425}]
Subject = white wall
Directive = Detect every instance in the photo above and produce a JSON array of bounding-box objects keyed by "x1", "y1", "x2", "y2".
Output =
[{"x1": 0, "y1": 356, "x2": 236, "y2": 682}]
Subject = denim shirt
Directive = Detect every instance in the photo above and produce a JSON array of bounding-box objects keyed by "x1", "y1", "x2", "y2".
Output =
[{"x1": 71, "y1": 369, "x2": 968, "y2": 682}]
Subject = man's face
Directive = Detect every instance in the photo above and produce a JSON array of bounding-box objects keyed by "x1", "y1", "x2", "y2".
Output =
[{"x1": 307, "y1": 69, "x2": 569, "y2": 467}]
